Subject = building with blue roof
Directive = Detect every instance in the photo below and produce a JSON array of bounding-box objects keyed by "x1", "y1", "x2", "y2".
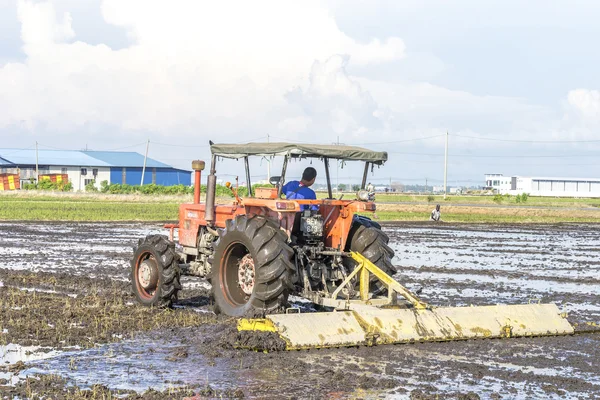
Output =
[{"x1": 0, "y1": 148, "x2": 190, "y2": 191}]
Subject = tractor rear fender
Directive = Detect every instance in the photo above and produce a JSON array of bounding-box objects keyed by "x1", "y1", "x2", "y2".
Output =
[{"x1": 177, "y1": 200, "x2": 375, "y2": 249}]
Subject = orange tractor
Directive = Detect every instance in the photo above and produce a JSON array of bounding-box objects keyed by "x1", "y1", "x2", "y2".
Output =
[
  {"x1": 131, "y1": 142, "x2": 394, "y2": 317},
  {"x1": 131, "y1": 142, "x2": 573, "y2": 350}
]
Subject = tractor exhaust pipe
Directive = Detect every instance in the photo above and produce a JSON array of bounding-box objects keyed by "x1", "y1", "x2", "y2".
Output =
[
  {"x1": 205, "y1": 154, "x2": 217, "y2": 224},
  {"x1": 191, "y1": 160, "x2": 205, "y2": 204}
]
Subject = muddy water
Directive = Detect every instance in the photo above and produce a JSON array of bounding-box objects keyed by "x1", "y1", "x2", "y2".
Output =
[
  {"x1": 1, "y1": 221, "x2": 600, "y2": 399},
  {"x1": 387, "y1": 223, "x2": 600, "y2": 323}
]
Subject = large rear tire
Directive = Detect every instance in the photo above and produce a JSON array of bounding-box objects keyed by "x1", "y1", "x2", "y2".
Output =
[
  {"x1": 131, "y1": 234, "x2": 181, "y2": 308},
  {"x1": 210, "y1": 215, "x2": 295, "y2": 318},
  {"x1": 344, "y1": 216, "x2": 396, "y2": 297}
]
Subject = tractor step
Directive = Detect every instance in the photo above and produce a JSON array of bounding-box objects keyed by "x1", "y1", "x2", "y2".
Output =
[{"x1": 238, "y1": 303, "x2": 574, "y2": 350}]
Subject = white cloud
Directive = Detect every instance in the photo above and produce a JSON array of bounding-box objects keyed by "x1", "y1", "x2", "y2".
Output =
[
  {"x1": 2, "y1": 0, "x2": 598, "y2": 185},
  {"x1": 285, "y1": 55, "x2": 386, "y2": 137},
  {"x1": 18, "y1": 0, "x2": 74, "y2": 46},
  {"x1": 0, "y1": 0, "x2": 406, "y2": 142},
  {"x1": 567, "y1": 89, "x2": 600, "y2": 121}
]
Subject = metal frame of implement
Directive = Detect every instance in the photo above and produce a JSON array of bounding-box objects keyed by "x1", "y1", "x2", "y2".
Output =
[{"x1": 238, "y1": 252, "x2": 575, "y2": 350}]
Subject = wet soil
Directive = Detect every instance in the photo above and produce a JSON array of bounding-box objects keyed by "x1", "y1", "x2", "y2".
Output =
[{"x1": 1, "y1": 221, "x2": 600, "y2": 399}]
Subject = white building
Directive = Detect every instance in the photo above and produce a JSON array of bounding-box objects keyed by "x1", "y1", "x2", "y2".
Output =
[
  {"x1": 485, "y1": 174, "x2": 600, "y2": 197},
  {"x1": 0, "y1": 148, "x2": 190, "y2": 192}
]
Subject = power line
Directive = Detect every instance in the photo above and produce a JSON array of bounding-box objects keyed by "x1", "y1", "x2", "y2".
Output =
[
  {"x1": 150, "y1": 141, "x2": 210, "y2": 148},
  {"x1": 451, "y1": 133, "x2": 600, "y2": 144},
  {"x1": 150, "y1": 135, "x2": 270, "y2": 148},
  {"x1": 260, "y1": 134, "x2": 447, "y2": 146},
  {"x1": 101, "y1": 142, "x2": 148, "y2": 151},
  {"x1": 350, "y1": 134, "x2": 447, "y2": 145},
  {"x1": 0, "y1": 146, "x2": 36, "y2": 157},
  {"x1": 36, "y1": 142, "x2": 148, "y2": 151},
  {"x1": 268, "y1": 135, "x2": 312, "y2": 143},
  {"x1": 389, "y1": 151, "x2": 600, "y2": 159}
]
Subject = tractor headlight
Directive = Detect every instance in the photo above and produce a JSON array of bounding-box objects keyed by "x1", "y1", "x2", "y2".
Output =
[{"x1": 276, "y1": 201, "x2": 296, "y2": 210}]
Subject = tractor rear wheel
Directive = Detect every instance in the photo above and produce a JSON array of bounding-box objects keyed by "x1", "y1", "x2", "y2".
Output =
[
  {"x1": 210, "y1": 215, "x2": 295, "y2": 318},
  {"x1": 131, "y1": 234, "x2": 181, "y2": 308},
  {"x1": 344, "y1": 217, "x2": 396, "y2": 297}
]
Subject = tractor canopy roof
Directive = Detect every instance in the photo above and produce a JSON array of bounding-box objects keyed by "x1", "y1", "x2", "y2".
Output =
[{"x1": 210, "y1": 142, "x2": 387, "y2": 164}]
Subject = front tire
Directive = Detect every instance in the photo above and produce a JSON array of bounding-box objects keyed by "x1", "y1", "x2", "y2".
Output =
[
  {"x1": 210, "y1": 215, "x2": 295, "y2": 318},
  {"x1": 131, "y1": 234, "x2": 181, "y2": 308}
]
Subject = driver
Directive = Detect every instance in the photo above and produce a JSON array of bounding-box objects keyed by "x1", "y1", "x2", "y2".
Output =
[{"x1": 283, "y1": 167, "x2": 317, "y2": 201}]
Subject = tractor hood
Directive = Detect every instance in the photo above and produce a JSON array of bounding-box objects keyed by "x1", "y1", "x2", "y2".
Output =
[{"x1": 210, "y1": 142, "x2": 387, "y2": 164}]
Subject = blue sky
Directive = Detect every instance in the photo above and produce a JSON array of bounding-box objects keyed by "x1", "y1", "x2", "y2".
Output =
[{"x1": 0, "y1": 0, "x2": 599, "y2": 187}]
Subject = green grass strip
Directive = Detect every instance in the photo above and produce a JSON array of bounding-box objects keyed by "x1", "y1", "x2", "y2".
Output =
[{"x1": 0, "y1": 200, "x2": 179, "y2": 221}]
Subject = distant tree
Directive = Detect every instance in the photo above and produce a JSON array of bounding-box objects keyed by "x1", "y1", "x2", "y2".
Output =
[
  {"x1": 337, "y1": 183, "x2": 347, "y2": 191},
  {"x1": 351, "y1": 184, "x2": 361, "y2": 191}
]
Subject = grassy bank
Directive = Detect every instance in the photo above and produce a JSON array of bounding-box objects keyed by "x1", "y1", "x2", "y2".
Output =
[
  {"x1": 0, "y1": 192, "x2": 186, "y2": 221},
  {"x1": 0, "y1": 199, "x2": 179, "y2": 221},
  {"x1": 319, "y1": 191, "x2": 600, "y2": 208},
  {"x1": 1, "y1": 191, "x2": 600, "y2": 223}
]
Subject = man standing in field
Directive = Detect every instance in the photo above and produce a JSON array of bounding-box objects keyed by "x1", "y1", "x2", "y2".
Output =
[{"x1": 430, "y1": 204, "x2": 441, "y2": 221}]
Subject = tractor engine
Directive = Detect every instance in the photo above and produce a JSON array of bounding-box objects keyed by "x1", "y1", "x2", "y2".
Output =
[
  {"x1": 299, "y1": 210, "x2": 323, "y2": 244},
  {"x1": 295, "y1": 210, "x2": 345, "y2": 291}
]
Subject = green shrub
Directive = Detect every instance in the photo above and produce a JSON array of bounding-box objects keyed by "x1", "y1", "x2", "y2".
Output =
[
  {"x1": 427, "y1": 195, "x2": 435, "y2": 203},
  {"x1": 493, "y1": 194, "x2": 503, "y2": 203},
  {"x1": 23, "y1": 178, "x2": 73, "y2": 192},
  {"x1": 85, "y1": 180, "x2": 98, "y2": 192},
  {"x1": 85, "y1": 181, "x2": 275, "y2": 197},
  {"x1": 515, "y1": 194, "x2": 522, "y2": 203},
  {"x1": 100, "y1": 180, "x2": 109, "y2": 193},
  {"x1": 521, "y1": 193, "x2": 529, "y2": 202}
]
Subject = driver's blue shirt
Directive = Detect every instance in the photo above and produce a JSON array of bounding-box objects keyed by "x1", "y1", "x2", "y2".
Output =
[{"x1": 282, "y1": 181, "x2": 316, "y2": 200}]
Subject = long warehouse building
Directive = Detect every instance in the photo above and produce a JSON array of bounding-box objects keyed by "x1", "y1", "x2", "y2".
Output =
[
  {"x1": 485, "y1": 173, "x2": 600, "y2": 197},
  {"x1": 0, "y1": 148, "x2": 190, "y2": 191}
]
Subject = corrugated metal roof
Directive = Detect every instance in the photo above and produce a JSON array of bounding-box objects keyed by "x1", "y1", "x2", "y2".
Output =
[
  {"x1": 83, "y1": 151, "x2": 171, "y2": 168},
  {"x1": 0, "y1": 156, "x2": 14, "y2": 166},
  {"x1": 0, "y1": 148, "x2": 111, "y2": 167},
  {"x1": 531, "y1": 176, "x2": 600, "y2": 182},
  {"x1": 0, "y1": 148, "x2": 174, "y2": 168}
]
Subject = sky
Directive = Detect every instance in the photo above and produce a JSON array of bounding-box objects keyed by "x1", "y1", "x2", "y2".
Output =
[{"x1": 1, "y1": 0, "x2": 600, "y2": 187}]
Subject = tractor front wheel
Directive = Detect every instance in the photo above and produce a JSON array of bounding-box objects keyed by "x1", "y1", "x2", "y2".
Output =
[
  {"x1": 210, "y1": 215, "x2": 295, "y2": 318},
  {"x1": 131, "y1": 234, "x2": 181, "y2": 308}
]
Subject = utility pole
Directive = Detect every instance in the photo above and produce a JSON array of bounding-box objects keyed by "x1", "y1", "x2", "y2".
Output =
[
  {"x1": 443, "y1": 131, "x2": 448, "y2": 199},
  {"x1": 425, "y1": 178, "x2": 428, "y2": 193},
  {"x1": 141, "y1": 139, "x2": 149, "y2": 186},
  {"x1": 35, "y1": 141, "x2": 39, "y2": 183}
]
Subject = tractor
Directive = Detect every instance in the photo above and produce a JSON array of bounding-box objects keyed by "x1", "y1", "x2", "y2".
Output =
[
  {"x1": 131, "y1": 142, "x2": 574, "y2": 350},
  {"x1": 131, "y1": 142, "x2": 394, "y2": 317}
]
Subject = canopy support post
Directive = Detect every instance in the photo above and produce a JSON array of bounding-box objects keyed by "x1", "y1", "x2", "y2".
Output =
[
  {"x1": 324, "y1": 157, "x2": 333, "y2": 199},
  {"x1": 361, "y1": 162, "x2": 369, "y2": 190},
  {"x1": 244, "y1": 156, "x2": 252, "y2": 197},
  {"x1": 277, "y1": 154, "x2": 289, "y2": 198}
]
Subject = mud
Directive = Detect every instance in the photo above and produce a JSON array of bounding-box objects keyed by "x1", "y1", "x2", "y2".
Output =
[
  {"x1": 1, "y1": 221, "x2": 600, "y2": 398},
  {"x1": 1, "y1": 373, "x2": 201, "y2": 399}
]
